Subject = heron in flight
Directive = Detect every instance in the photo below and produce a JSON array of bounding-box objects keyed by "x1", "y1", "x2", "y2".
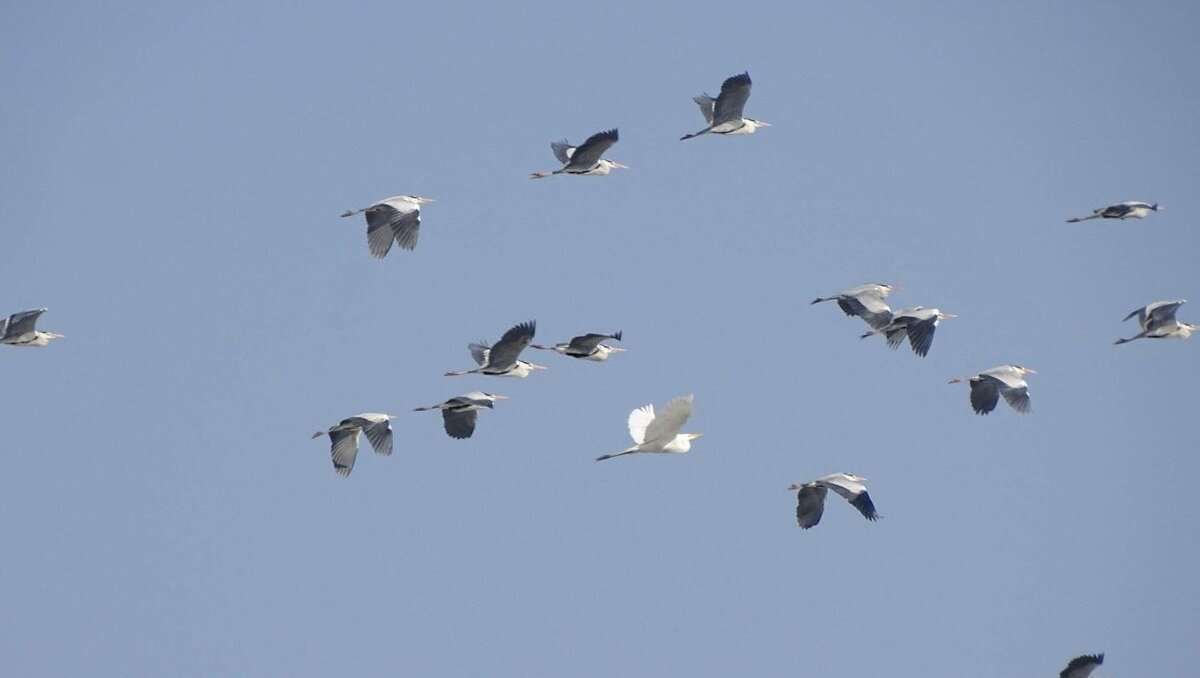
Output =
[
  {"x1": 445, "y1": 321, "x2": 541, "y2": 377},
  {"x1": 596, "y1": 394, "x2": 701, "y2": 461},
  {"x1": 531, "y1": 129, "x2": 622, "y2": 178},
  {"x1": 1059, "y1": 653, "x2": 1104, "y2": 678},
  {"x1": 1115, "y1": 299, "x2": 1198, "y2": 344},
  {"x1": 788, "y1": 473, "x2": 879, "y2": 529},
  {"x1": 680, "y1": 72, "x2": 769, "y2": 140},
  {"x1": 861, "y1": 307, "x2": 956, "y2": 357},
  {"x1": 1067, "y1": 201, "x2": 1160, "y2": 223},
  {"x1": 340, "y1": 195, "x2": 435, "y2": 258},
  {"x1": 311, "y1": 413, "x2": 394, "y2": 476},
  {"x1": 812, "y1": 283, "x2": 898, "y2": 330},
  {"x1": 414, "y1": 392, "x2": 508, "y2": 439},
  {"x1": 949, "y1": 365, "x2": 1036, "y2": 415},
  {"x1": 1, "y1": 309, "x2": 63, "y2": 347},
  {"x1": 531, "y1": 331, "x2": 625, "y2": 362}
]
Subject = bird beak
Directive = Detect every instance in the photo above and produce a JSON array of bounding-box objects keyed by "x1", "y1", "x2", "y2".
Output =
[
  {"x1": 1024, "y1": 368, "x2": 1037, "y2": 374},
  {"x1": 943, "y1": 313, "x2": 957, "y2": 319},
  {"x1": 49, "y1": 333, "x2": 65, "y2": 338},
  {"x1": 418, "y1": 197, "x2": 436, "y2": 204},
  {"x1": 493, "y1": 395, "x2": 510, "y2": 400},
  {"x1": 609, "y1": 346, "x2": 628, "y2": 352},
  {"x1": 530, "y1": 362, "x2": 549, "y2": 370},
  {"x1": 612, "y1": 162, "x2": 629, "y2": 169},
  {"x1": 689, "y1": 433, "x2": 704, "y2": 440},
  {"x1": 758, "y1": 121, "x2": 772, "y2": 127}
]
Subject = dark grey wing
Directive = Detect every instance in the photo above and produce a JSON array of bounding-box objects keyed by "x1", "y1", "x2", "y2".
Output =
[
  {"x1": 1146, "y1": 301, "x2": 1184, "y2": 328},
  {"x1": 837, "y1": 297, "x2": 894, "y2": 330},
  {"x1": 905, "y1": 317, "x2": 938, "y2": 357},
  {"x1": 468, "y1": 342, "x2": 491, "y2": 367},
  {"x1": 848, "y1": 491, "x2": 879, "y2": 521},
  {"x1": 692, "y1": 94, "x2": 716, "y2": 124},
  {"x1": 390, "y1": 209, "x2": 421, "y2": 251},
  {"x1": 443, "y1": 408, "x2": 479, "y2": 439},
  {"x1": 1060, "y1": 653, "x2": 1103, "y2": 678},
  {"x1": 712, "y1": 72, "x2": 752, "y2": 125},
  {"x1": 550, "y1": 140, "x2": 574, "y2": 165},
  {"x1": 567, "y1": 332, "x2": 616, "y2": 353},
  {"x1": 794, "y1": 484, "x2": 827, "y2": 529},
  {"x1": 328, "y1": 429, "x2": 360, "y2": 476},
  {"x1": 362, "y1": 420, "x2": 393, "y2": 456},
  {"x1": 969, "y1": 377, "x2": 1001, "y2": 415},
  {"x1": 0, "y1": 316, "x2": 7, "y2": 339},
  {"x1": 485, "y1": 320, "x2": 536, "y2": 369},
  {"x1": 1100, "y1": 203, "x2": 1133, "y2": 218},
  {"x1": 1000, "y1": 385, "x2": 1031, "y2": 414},
  {"x1": 1122, "y1": 306, "x2": 1144, "y2": 323},
  {"x1": 4, "y1": 309, "x2": 46, "y2": 338},
  {"x1": 365, "y1": 206, "x2": 398, "y2": 258},
  {"x1": 564, "y1": 129, "x2": 618, "y2": 171}
]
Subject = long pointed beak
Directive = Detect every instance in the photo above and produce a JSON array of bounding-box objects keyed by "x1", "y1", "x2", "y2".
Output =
[
  {"x1": 943, "y1": 313, "x2": 957, "y2": 319},
  {"x1": 1024, "y1": 368, "x2": 1037, "y2": 374},
  {"x1": 609, "y1": 346, "x2": 628, "y2": 352},
  {"x1": 612, "y1": 162, "x2": 629, "y2": 169},
  {"x1": 530, "y1": 362, "x2": 549, "y2": 370},
  {"x1": 419, "y1": 197, "x2": 436, "y2": 204},
  {"x1": 493, "y1": 395, "x2": 510, "y2": 400},
  {"x1": 758, "y1": 121, "x2": 772, "y2": 127}
]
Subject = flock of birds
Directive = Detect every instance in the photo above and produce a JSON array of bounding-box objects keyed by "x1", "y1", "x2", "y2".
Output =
[{"x1": 8, "y1": 69, "x2": 1183, "y2": 675}]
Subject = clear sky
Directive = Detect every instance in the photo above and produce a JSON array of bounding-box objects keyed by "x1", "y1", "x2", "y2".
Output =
[{"x1": 3, "y1": 2, "x2": 1198, "y2": 676}]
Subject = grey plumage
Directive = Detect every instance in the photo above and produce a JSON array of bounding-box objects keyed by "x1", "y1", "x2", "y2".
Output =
[
  {"x1": 341, "y1": 195, "x2": 434, "y2": 258},
  {"x1": 952, "y1": 365, "x2": 1035, "y2": 415},
  {"x1": 311, "y1": 413, "x2": 395, "y2": 477},
  {"x1": 681, "y1": 72, "x2": 764, "y2": 140},
  {"x1": 789, "y1": 473, "x2": 879, "y2": 530},
  {"x1": 812, "y1": 283, "x2": 897, "y2": 330},
  {"x1": 414, "y1": 391, "x2": 508, "y2": 439},
  {"x1": 1, "y1": 308, "x2": 63, "y2": 347},
  {"x1": 1059, "y1": 653, "x2": 1104, "y2": 678}
]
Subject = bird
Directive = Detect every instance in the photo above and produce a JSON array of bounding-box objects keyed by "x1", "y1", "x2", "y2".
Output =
[
  {"x1": 445, "y1": 321, "x2": 542, "y2": 377},
  {"x1": 812, "y1": 283, "x2": 898, "y2": 330},
  {"x1": 787, "y1": 473, "x2": 879, "y2": 529},
  {"x1": 680, "y1": 72, "x2": 769, "y2": 140},
  {"x1": 1067, "y1": 201, "x2": 1160, "y2": 223},
  {"x1": 414, "y1": 392, "x2": 508, "y2": 439},
  {"x1": 860, "y1": 307, "x2": 956, "y2": 357},
  {"x1": 530, "y1": 331, "x2": 625, "y2": 362},
  {"x1": 1059, "y1": 653, "x2": 1104, "y2": 678},
  {"x1": 596, "y1": 394, "x2": 701, "y2": 461},
  {"x1": 1, "y1": 309, "x2": 64, "y2": 347},
  {"x1": 310, "y1": 413, "x2": 394, "y2": 476},
  {"x1": 340, "y1": 195, "x2": 435, "y2": 258},
  {"x1": 949, "y1": 365, "x2": 1036, "y2": 415},
  {"x1": 531, "y1": 129, "x2": 622, "y2": 178},
  {"x1": 1115, "y1": 299, "x2": 1198, "y2": 344}
]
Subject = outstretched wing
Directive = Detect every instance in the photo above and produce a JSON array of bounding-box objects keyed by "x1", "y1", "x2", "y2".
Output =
[
  {"x1": 905, "y1": 316, "x2": 938, "y2": 357},
  {"x1": 361, "y1": 418, "x2": 393, "y2": 456},
  {"x1": 443, "y1": 409, "x2": 479, "y2": 439},
  {"x1": 642, "y1": 394, "x2": 694, "y2": 444},
  {"x1": 550, "y1": 140, "x2": 575, "y2": 165},
  {"x1": 794, "y1": 484, "x2": 828, "y2": 529},
  {"x1": 4, "y1": 308, "x2": 47, "y2": 338},
  {"x1": 564, "y1": 129, "x2": 618, "y2": 171},
  {"x1": 692, "y1": 94, "x2": 716, "y2": 124},
  {"x1": 1060, "y1": 654, "x2": 1104, "y2": 678},
  {"x1": 328, "y1": 429, "x2": 360, "y2": 476},
  {"x1": 712, "y1": 72, "x2": 752, "y2": 125},
  {"x1": 567, "y1": 332, "x2": 619, "y2": 353},
  {"x1": 627, "y1": 404, "x2": 655, "y2": 444},
  {"x1": 468, "y1": 342, "x2": 491, "y2": 367},
  {"x1": 485, "y1": 320, "x2": 536, "y2": 370},
  {"x1": 969, "y1": 378, "x2": 1000, "y2": 415},
  {"x1": 822, "y1": 475, "x2": 879, "y2": 522}
]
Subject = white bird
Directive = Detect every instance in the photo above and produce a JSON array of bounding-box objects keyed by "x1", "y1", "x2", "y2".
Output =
[
  {"x1": 861, "y1": 307, "x2": 956, "y2": 357},
  {"x1": 1115, "y1": 299, "x2": 1197, "y2": 344},
  {"x1": 812, "y1": 283, "x2": 898, "y2": 330},
  {"x1": 1067, "y1": 201, "x2": 1160, "y2": 223},
  {"x1": 531, "y1": 331, "x2": 625, "y2": 362},
  {"x1": 1060, "y1": 653, "x2": 1104, "y2": 678},
  {"x1": 340, "y1": 195, "x2": 435, "y2": 258},
  {"x1": 1, "y1": 309, "x2": 64, "y2": 347},
  {"x1": 949, "y1": 365, "x2": 1036, "y2": 415},
  {"x1": 414, "y1": 392, "x2": 508, "y2": 439},
  {"x1": 531, "y1": 129, "x2": 622, "y2": 178},
  {"x1": 310, "y1": 413, "x2": 394, "y2": 476},
  {"x1": 445, "y1": 321, "x2": 543, "y2": 377},
  {"x1": 788, "y1": 473, "x2": 880, "y2": 529},
  {"x1": 596, "y1": 394, "x2": 701, "y2": 461},
  {"x1": 680, "y1": 72, "x2": 769, "y2": 140}
]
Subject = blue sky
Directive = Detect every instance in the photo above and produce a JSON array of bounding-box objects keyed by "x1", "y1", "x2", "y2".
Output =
[{"x1": 3, "y1": 2, "x2": 1197, "y2": 676}]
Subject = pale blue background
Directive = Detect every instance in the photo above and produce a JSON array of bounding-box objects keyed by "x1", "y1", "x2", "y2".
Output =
[{"x1": 3, "y1": 2, "x2": 1197, "y2": 676}]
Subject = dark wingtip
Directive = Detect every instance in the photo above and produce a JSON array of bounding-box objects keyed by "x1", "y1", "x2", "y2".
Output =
[{"x1": 612, "y1": 330, "x2": 622, "y2": 341}]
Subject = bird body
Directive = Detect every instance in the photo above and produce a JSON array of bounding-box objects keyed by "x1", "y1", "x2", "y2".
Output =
[
  {"x1": 1, "y1": 309, "x2": 64, "y2": 347},
  {"x1": 1067, "y1": 201, "x2": 1160, "y2": 222},
  {"x1": 861, "y1": 307, "x2": 955, "y2": 357},
  {"x1": 812, "y1": 283, "x2": 897, "y2": 330},
  {"x1": 532, "y1": 129, "x2": 622, "y2": 178},
  {"x1": 681, "y1": 72, "x2": 769, "y2": 140},
  {"x1": 950, "y1": 364, "x2": 1036, "y2": 415},
  {"x1": 311, "y1": 413, "x2": 394, "y2": 476},
  {"x1": 788, "y1": 473, "x2": 879, "y2": 529},
  {"x1": 1115, "y1": 299, "x2": 1197, "y2": 344},
  {"x1": 414, "y1": 392, "x2": 507, "y2": 439},
  {"x1": 1059, "y1": 653, "x2": 1104, "y2": 678},
  {"x1": 340, "y1": 195, "x2": 434, "y2": 258},
  {"x1": 596, "y1": 394, "x2": 701, "y2": 461},
  {"x1": 531, "y1": 331, "x2": 624, "y2": 361},
  {"x1": 445, "y1": 321, "x2": 541, "y2": 377}
]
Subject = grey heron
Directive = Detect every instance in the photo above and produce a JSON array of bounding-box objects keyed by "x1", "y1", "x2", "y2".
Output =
[
  {"x1": 310, "y1": 413, "x2": 394, "y2": 476},
  {"x1": 414, "y1": 392, "x2": 508, "y2": 439},
  {"x1": 445, "y1": 321, "x2": 542, "y2": 377},
  {"x1": 1067, "y1": 201, "x2": 1160, "y2": 223},
  {"x1": 1060, "y1": 653, "x2": 1104, "y2": 678},
  {"x1": 1115, "y1": 299, "x2": 1198, "y2": 344},
  {"x1": 596, "y1": 394, "x2": 701, "y2": 461},
  {"x1": 1, "y1": 309, "x2": 63, "y2": 347},
  {"x1": 531, "y1": 129, "x2": 622, "y2": 178},
  {"x1": 531, "y1": 331, "x2": 624, "y2": 362},
  {"x1": 860, "y1": 307, "x2": 956, "y2": 357},
  {"x1": 788, "y1": 473, "x2": 879, "y2": 529},
  {"x1": 949, "y1": 365, "x2": 1036, "y2": 415},
  {"x1": 812, "y1": 283, "x2": 898, "y2": 330},
  {"x1": 340, "y1": 195, "x2": 434, "y2": 258},
  {"x1": 680, "y1": 72, "x2": 769, "y2": 140}
]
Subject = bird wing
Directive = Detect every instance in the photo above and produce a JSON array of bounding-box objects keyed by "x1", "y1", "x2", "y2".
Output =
[
  {"x1": 1060, "y1": 654, "x2": 1104, "y2": 678},
  {"x1": 485, "y1": 321, "x2": 536, "y2": 369},
  {"x1": 692, "y1": 94, "x2": 716, "y2": 124},
  {"x1": 627, "y1": 404, "x2": 655, "y2": 444},
  {"x1": 4, "y1": 308, "x2": 46, "y2": 338},
  {"x1": 838, "y1": 295, "x2": 893, "y2": 329},
  {"x1": 389, "y1": 209, "x2": 421, "y2": 251},
  {"x1": 905, "y1": 316, "x2": 938, "y2": 357},
  {"x1": 1145, "y1": 300, "x2": 1184, "y2": 329},
  {"x1": 1101, "y1": 203, "x2": 1134, "y2": 218},
  {"x1": 0, "y1": 316, "x2": 6, "y2": 338},
  {"x1": 821, "y1": 475, "x2": 879, "y2": 521},
  {"x1": 565, "y1": 129, "x2": 618, "y2": 171},
  {"x1": 712, "y1": 72, "x2": 752, "y2": 125},
  {"x1": 567, "y1": 332, "x2": 615, "y2": 353},
  {"x1": 468, "y1": 342, "x2": 491, "y2": 367},
  {"x1": 642, "y1": 395, "x2": 694, "y2": 445},
  {"x1": 551, "y1": 140, "x2": 575, "y2": 165},
  {"x1": 443, "y1": 408, "x2": 479, "y2": 439},
  {"x1": 999, "y1": 384, "x2": 1031, "y2": 413},
  {"x1": 361, "y1": 418, "x2": 393, "y2": 456},
  {"x1": 794, "y1": 484, "x2": 828, "y2": 529},
  {"x1": 328, "y1": 429, "x2": 360, "y2": 476},
  {"x1": 969, "y1": 378, "x2": 1001, "y2": 415}
]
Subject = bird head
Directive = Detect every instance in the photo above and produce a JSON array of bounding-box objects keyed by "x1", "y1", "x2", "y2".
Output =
[
  {"x1": 936, "y1": 311, "x2": 957, "y2": 321},
  {"x1": 1014, "y1": 365, "x2": 1036, "y2": 375},
  {"x1": 841, "y1": 473, "x2": 867, "y2": 482},
  {"x1": 787, "y1": 483, "x2": 803, "y2": 491},
  {"x1": 401, "y1": 195, "x2": 435, "y2": 205},
  {"x1": 748, "y1": 118, "x2": 771, "y2": 129}
]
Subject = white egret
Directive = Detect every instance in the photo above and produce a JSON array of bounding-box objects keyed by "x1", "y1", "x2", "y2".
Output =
[{"x1": 596, "y1": 394, "x2": 701, "y2": 462}]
